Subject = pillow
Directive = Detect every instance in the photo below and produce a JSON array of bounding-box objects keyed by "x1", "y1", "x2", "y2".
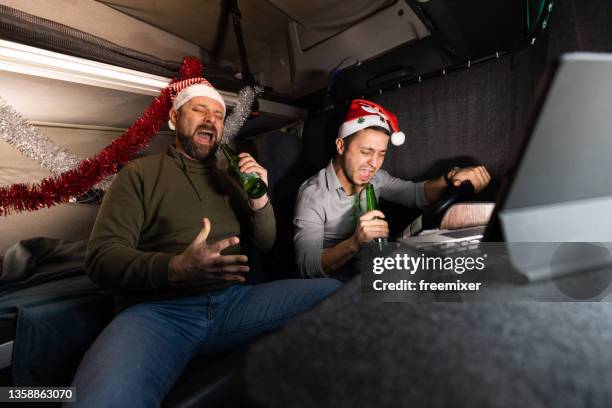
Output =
[{"x1": 1, "y1": 237, "x2": 87, "y2": 284}]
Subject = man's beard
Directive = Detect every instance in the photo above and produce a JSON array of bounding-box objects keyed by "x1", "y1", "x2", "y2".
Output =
[{"x1": 177, "y1": 125, "x2": 219, "y2": 161}]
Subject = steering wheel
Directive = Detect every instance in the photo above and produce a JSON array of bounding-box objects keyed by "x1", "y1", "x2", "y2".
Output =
[{"x1": 421, "y1": 180, "x2": 475, "y2": 230}]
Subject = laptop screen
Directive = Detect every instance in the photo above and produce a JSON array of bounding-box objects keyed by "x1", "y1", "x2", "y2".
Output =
[{"x1": 484, "y1": 52, "x2": 612, "y2": 242}]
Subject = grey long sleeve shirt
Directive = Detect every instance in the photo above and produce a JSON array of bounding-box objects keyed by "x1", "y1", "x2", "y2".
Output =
[{"x1": 293, "y1": 160, "x2": 427, "y2": 278}]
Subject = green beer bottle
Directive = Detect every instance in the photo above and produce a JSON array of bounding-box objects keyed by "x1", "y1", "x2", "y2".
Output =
[
  {"x1": 365, "y1": 183, "x2": 387, "y2": 248},
  {"x1": 220, "y1": 143, "x2": 268, "y2": 199}
]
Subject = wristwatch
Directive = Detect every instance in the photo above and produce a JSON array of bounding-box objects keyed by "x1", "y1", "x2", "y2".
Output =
[{"x1": 444, "y1": 166, "x2": 461, "y2": 186}]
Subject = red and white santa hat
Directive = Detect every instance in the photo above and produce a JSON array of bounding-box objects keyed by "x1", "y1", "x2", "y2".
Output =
[
  {"x1": 338, "y1": 99, "x2": 405, "y2": 146},
  {"x1": 168, "y1": 77, "x2": 226, "y2": 130}
]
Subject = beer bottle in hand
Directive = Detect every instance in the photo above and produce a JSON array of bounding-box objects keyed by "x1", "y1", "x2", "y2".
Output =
[
  {"x1": 365, "y1": 183, "x2": 387, "y2": 249},
  {"x1": 220, "y1": 143, "x2": 267, "y2": 199}
]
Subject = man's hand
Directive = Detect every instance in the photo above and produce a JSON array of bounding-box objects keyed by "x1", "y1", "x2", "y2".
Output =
[
  {"x1": 237, "y1": 152, "x2": 269, "y2": 210},
  {"x1": 169, "y1": 218, "x2": 249, "y2": 285},
  {"x1": 351, "y1": 210, "x2": 390, "y2": 247},
  {"x1": 321, "y1": 210, "x2": 389, "y2": 274},
  {"x1": 447, "y1": 165, "x2": 491, "y2": 193}
]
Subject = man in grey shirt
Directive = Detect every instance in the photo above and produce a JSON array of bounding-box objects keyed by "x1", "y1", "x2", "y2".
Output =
[{"x1": 294, "y1": 99, "x2": 490, "y2": 279}]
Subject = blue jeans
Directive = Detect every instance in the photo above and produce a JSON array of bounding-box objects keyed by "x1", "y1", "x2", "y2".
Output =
[{"x1": 69, "y1": 278, "x2": 341, "y2": 407}]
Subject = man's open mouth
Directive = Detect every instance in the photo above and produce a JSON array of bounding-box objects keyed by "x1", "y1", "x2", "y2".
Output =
[
  {"x1": 358, "y1": 168, "x2": 373, "y2": 181},
  {"x1": 195, "y1": 129, "x2": 215, "y2": 144}
]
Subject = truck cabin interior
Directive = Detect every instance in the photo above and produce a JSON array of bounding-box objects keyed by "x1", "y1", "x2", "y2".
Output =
[{"x1": 0, "y1": 0, "x2": 611, "y2": 406}]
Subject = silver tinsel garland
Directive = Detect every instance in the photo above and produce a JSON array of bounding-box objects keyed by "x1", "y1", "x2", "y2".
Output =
[
  {"x1": 0, "y1": 96, "x2": 81, "y2": 174},
  {"x1": 0, "y1": 84, "x2": 260, "y2": 198},
  {"x1": 0, "y1": 97, "x2": 111, "y2": 195},
  {"x1": 221, "y1": 85, "x2": 263, "y2": 145}
]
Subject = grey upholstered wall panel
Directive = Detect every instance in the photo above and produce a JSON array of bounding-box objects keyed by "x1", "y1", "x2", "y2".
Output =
[{"x1": 374, "y1": 47, "x2": 538, "y2": 195}]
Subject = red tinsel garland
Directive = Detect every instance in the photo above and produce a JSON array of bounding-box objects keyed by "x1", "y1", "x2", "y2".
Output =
[{"x1": 0, "y1": 57, "x2": 203, "y2": 216}]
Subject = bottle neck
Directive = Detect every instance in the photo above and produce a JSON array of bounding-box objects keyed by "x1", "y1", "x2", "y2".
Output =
[
  {"x1": 365, "y1": 184, "x2": 378, "y2": 211},
  {"x1": 220, "y1": 143, "x2": 238, "y2": 165}
]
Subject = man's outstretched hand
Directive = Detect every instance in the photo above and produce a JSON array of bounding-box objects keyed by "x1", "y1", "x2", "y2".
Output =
[
  {"x1": 424, "y1": 165, "x2": 492, "y2": 205},
  {"x1": 447, "y1": 165, "x2": 491, "y2": 193},
  {"x1": 169, "y1": 218, "x2": 249, "y2": 285}
]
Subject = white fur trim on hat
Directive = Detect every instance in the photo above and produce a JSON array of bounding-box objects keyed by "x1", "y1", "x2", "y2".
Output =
[
  {"x1": 338, "y1": 115, "x2": 391, "y2": 139},
  {"x1": 173, "y1": 83, "x2": 226, "y2": 113}
]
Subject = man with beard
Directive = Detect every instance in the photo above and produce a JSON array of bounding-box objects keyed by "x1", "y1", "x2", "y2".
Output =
[
  {"x1": 70, "y1": 77, "x2": 341, "y2": 407},
  {"x1": 294, "y1": 99, "x2": 490, "y2": 279}
]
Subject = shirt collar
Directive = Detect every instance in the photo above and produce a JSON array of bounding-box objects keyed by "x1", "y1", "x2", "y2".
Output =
[{"x1": 325, "y1": 159, "x2": 344, "y2": 193}]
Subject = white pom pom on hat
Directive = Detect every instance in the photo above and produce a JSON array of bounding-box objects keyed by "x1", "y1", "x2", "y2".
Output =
[
  {"x1": 337, "y1": 99, "x2": 405, "y2": 146},
  {"x1": 391, "y1": 131, "x2": 405, "y2": 146}
]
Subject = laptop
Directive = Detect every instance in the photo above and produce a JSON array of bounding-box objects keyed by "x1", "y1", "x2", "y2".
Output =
[{"x1": 398, "y1": 52, "x2": 612, "y2": 281}]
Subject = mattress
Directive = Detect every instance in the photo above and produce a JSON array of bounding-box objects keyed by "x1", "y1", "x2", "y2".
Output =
[
  {"x1": 0, "y1": 274, "x2": 115, "y2": 385},
  {"x1": 0, "y1": 315, "x2": 16, "y2": 370},
  {"x1": 0, "y1": 237, "x2": 115, "y2": 386}
]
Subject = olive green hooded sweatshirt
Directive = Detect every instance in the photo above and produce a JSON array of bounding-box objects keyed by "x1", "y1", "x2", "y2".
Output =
[{"x1": 86, "y1": 145, "x2": 275, "y2": 309}]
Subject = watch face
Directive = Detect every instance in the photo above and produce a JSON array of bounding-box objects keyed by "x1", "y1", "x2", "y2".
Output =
[{"x1": 445, "y1": 169, "x2": 455, "y2": 185}]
